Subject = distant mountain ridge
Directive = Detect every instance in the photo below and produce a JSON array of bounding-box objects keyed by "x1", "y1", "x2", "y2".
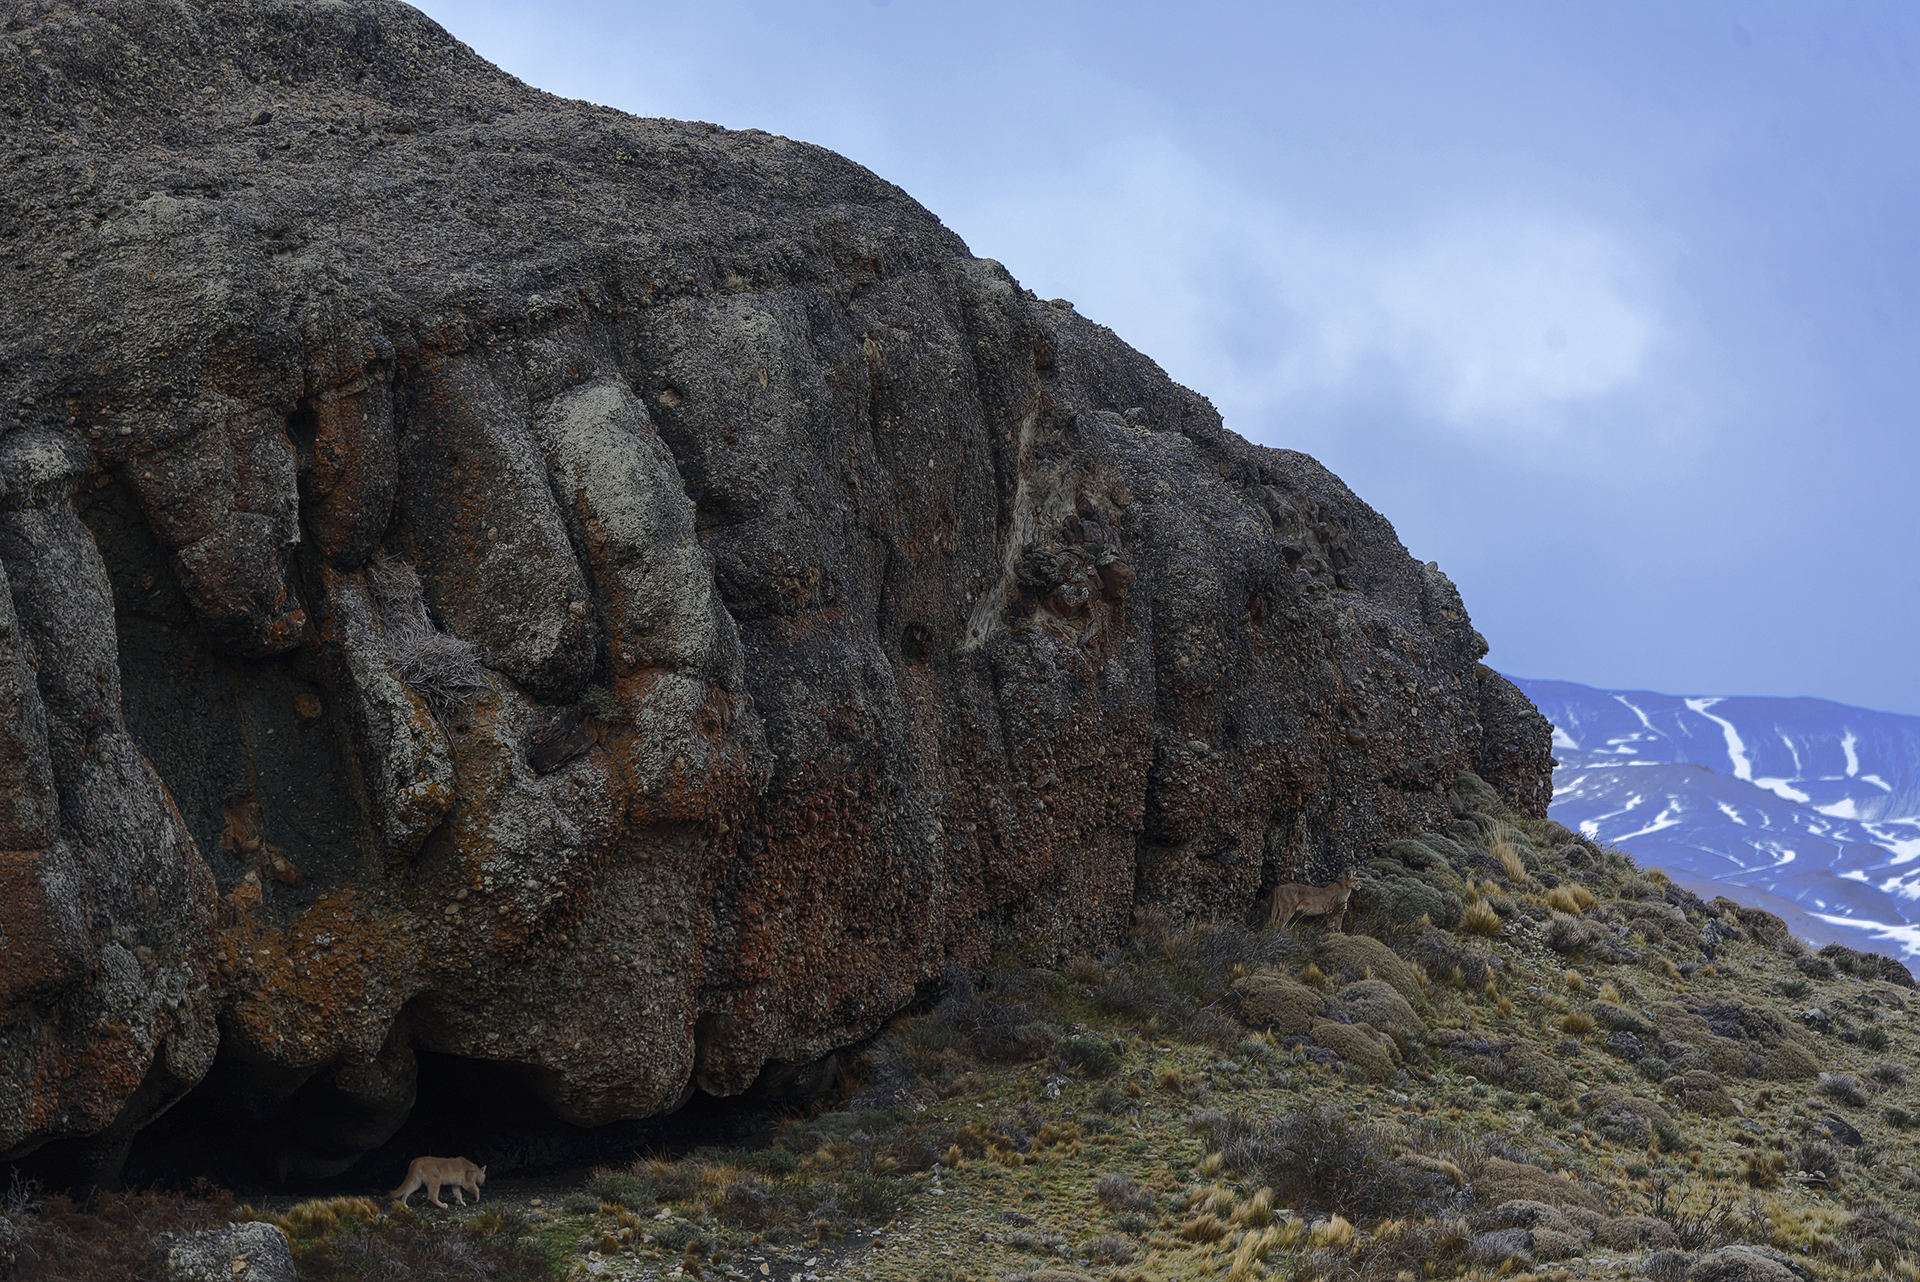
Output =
[{"x1": 1510, "y1": 677, "x2": 1920, "y2": 960}]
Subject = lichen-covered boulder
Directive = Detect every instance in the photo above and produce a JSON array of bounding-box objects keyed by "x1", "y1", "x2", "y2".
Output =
[
  {"x1": 163, "y1": 1222, "x2": 296, "y2": 1282},
  {"x1": 1233, "y1": 971, "x2": 1327, "y2": 1035},
  {"x1": 1310, "y1": 1019, "x2": 1399, "y2": 1082},
  {"x1": 1316, "y1": 934, "x2": 1428, "y2": 1011},
  {"x1": 1332, "y1": 980, "x2": 1425, "y2": 1051},
  {"x1": 1689, "y1": 1248, "x2": 1802, "y2": 1282}
]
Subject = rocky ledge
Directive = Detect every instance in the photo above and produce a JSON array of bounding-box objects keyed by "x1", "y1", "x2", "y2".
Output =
[{"x1": 0, "y1": 0, "x2": 1550, "y2": 1185}]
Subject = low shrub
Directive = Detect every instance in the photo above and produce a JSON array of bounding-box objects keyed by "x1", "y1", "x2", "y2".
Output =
[
  {"x1": 1817, "y1": 1073, "x2": 1868, "y2": 1107},
  {"x1": 1055, "y1": 1036, "x2": 1120, "y2": 1078},
  {"x1": 1794, "y1": 1141, "x2": 1844, "y2": 1185},
  {"x1": 1204, "y1": 1106, "x2": 1457, "y2": 1221},
  {"x1": 1544, "y1": 912, "x2": 1607, "y2": 956},
  {"x1": 366, "y1": 553, "x2": 491, "y2": 713},
  {"x1": 1094, "y1": 1172, "x2": 1157, "y2": 1213},
  {"x1": 586, "y1": 1171, "x2": 653, "y2": 1208}
]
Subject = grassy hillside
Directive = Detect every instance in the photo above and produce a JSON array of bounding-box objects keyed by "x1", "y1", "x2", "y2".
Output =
[{"x1": 5, "y1": 773, "x2": 1916, "y2": 1282}]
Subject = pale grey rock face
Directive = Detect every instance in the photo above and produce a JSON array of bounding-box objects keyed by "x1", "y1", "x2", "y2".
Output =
[{"x1": 0, "y1": 0, "x2": 1550, "y2": 1183}]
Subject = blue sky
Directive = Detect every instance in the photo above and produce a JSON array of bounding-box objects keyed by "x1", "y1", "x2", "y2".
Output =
[{"x1": 415, "y1": 0, "x2": 1920, "y2": 715}]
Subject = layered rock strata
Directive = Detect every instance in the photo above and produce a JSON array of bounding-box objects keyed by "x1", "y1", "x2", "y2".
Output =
[{"x1": 0, "y1": 0, "x2": 1550, "y2": 1182}]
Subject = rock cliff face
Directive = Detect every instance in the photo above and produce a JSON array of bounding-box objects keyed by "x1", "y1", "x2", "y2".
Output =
[{"x1": 0, "y1": 0, "x2": 1550, "y2": 1183}]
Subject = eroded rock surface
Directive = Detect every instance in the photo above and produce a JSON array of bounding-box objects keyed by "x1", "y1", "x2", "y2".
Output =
[{"x1": 0, "y1": 0, "x2": 1550, "y2": 1182}]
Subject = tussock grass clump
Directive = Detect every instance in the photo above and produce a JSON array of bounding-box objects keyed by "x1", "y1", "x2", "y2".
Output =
[
  {"x1": 1794, "y1": 1140, "x2": 1845, "y2": 1186},
  {"x1": 276, "y1": 1197, "x2": 383, "y2": 1238},
  {"x1": 1560, "y1": 1010, "x2": 1596, "y2": 1035},
  {"x1": 1457, "y1": 898, "x2": 1503, "y2": 938},
  {"x1": 1085, "y1": 1233, "x2": 1136, "y2": 1264},
  {"x1": 1179, "y1": 1211, "x2": 1229, "y2": 1242},
  {"x1": 1745, "y1": 1151, "x2": 1785, "y2": 1188},
  {"x1": 1054, "y1": 1036, "x2": 1119, "y2": 1078},
  {"x1": 1493, "y1": 839, "x2": 1530, "y2": 884},
  {"x1": 1547, "y1": 884, "x2": 1595, "y2": 914}
]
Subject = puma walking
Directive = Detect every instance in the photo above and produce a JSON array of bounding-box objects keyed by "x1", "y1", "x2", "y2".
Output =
[{"x1": 390, "y1": 1156, "x2": 487, "y2": 1208}]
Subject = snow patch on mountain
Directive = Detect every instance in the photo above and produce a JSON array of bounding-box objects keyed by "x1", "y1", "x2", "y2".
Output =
[{"x1": 1511, "y1": 677, "x2": 1920, "y2": 960}]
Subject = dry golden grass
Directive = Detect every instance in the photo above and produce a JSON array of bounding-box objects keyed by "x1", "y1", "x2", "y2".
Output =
[
  {"x1": 1301, "y1": 962, "x2": 1327, "y2": 989},
  {"x1": 1598, "y1": 980, "x2": 1622, "y2": 1002},
  {"x1": 1560, "y1": 1010, "x2": 1596, "y2": 1035},
  {"x1": 275, "y1": 1197, "x2": 383, "y2": 1237},
  {"x1": 1181, "y1": 1211, "x2": 1230, "y2": 1243},
  {"x1": 1547, "y1": 884, "x2": 1595, "y2": 914},
  {"x1": 1459, "y1": 898, "x2": 1503, "y2": 938},
  {"x1": 1495, "y1": 842, "x2": 1530, "y2": 883},
  {"x1": 1563, "y1": 969, "x2": 1586, "y2": 992},
  {"x1": 1230, "y1": 1187, "x2": 1276, "y2": 1229},
  {"x1": 1310, "y1": 1214, "x2": 1356, "y2": 1248},
  {"x1": 1228, "y1": 1224, "x2": 1283, "y2": 1279}
]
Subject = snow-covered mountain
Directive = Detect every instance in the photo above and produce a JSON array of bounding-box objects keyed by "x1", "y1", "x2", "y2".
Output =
[{"x1": 1509, "y1": 677, "x2": 1920, "y2": 961}]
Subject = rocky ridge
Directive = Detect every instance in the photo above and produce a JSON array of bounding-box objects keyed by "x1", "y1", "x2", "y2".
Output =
[{"x1": 0, "y1": 0, "x2": 1550, "y2": 1185}]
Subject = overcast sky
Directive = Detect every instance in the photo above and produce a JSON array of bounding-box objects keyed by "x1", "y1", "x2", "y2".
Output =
[{"x1": 416, "y1": 0, "x2": 1920, "y2": 716}]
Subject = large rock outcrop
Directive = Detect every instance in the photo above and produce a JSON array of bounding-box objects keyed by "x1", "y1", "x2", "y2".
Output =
[{"x1": 0, "y1": 0, "x2": 1551, "y2": 1182}]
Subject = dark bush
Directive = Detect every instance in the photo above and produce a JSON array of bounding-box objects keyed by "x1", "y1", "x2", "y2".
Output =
[
  {"x1": 586, "y1": 1171, "x2": 653, "y2": 1207},
  {"x1": 1545, "y1": 913, "x2": 1607, "y2": 956},
  {"x1": 652, "y1": 1220, "x2": 708, "y2": 1253},
  {"x1": 1055, "y1": 1036, "x2": 1120, "y2": 1078},
  {"x1": 1817, "y1": 1073, "x2": 1867, "y2": 1107},
  {"x1": 1205, "y1": 1106, "x2": 1456, "y2": 1220},
  {"x1": 922, "y1": 963, "x2": 1062, "y2": 1062},
  {"x1": 1, "y1": 1184, "x2": 260, "y2": 1282},
  {"x1": 1094, "y1": 1172, "x2": 1157, "y2": 1213},
  {"x1": 1794, "y1": 1141, "x2": 1844, "y2": 1185},
  {"x1": 1868, "y1": 1061, "x2": 1908, "y2": 1088}
]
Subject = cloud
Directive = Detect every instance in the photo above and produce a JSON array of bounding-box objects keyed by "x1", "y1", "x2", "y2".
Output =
[
  {"x1": 1287, "y1": 216, "x2": 1659, "y2": 429},
  {"x1": 955, "y1": 136, "x2": 1662, "y2": 444}
]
